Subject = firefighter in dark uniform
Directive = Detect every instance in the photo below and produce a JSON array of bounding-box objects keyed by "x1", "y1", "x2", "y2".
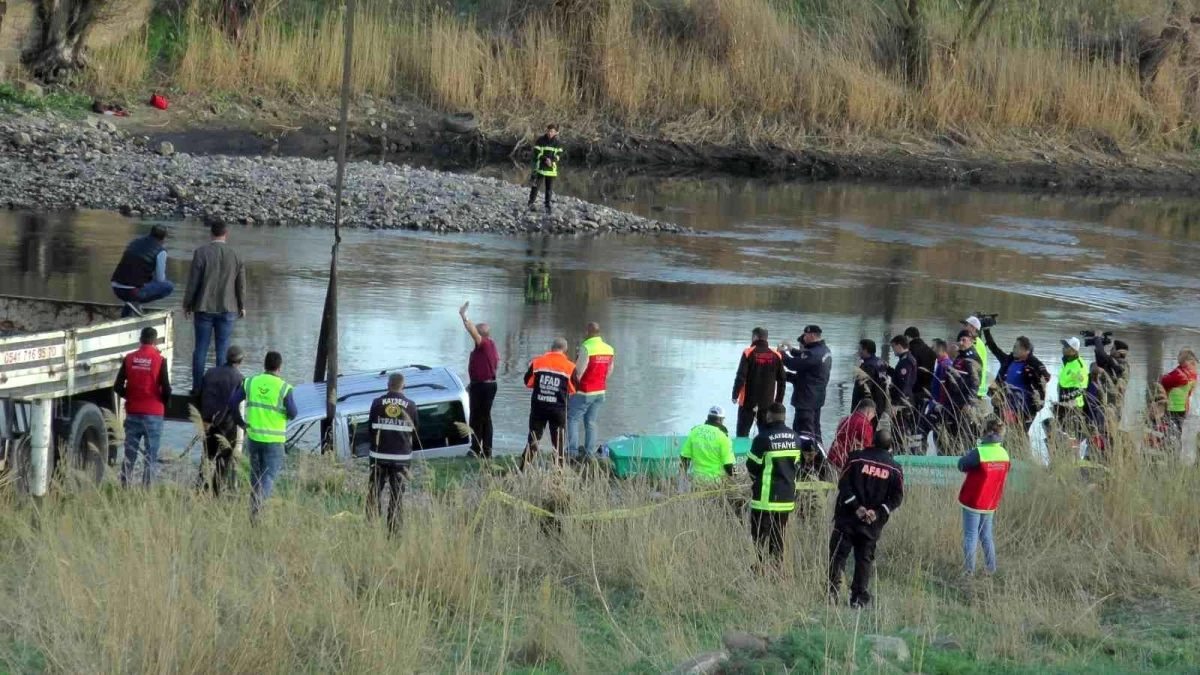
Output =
[
  {"x1": 828, "y1": 429, "x2": 905, "y2": 608},
  {"x1": 366, "y1": 371, "x2": 420, "y2": 534},
  {"x1": 522, "y1": 337, "x2": 577, "y2": 469},
  {"x1": 732, "y1": 327, "x2": 787, "y2": 438},
  {"x1": 782, "y1": 324, "x2": 833, "y2": 441},
  {"x1": 887, "y1": 335, "x2": 919, "y2": 454},
  {"x1": 747, "y1": 403, "x2": 800, "y2": 566},
  {"x1": 528, "y1": 123, "x2": 563, "y2": 213}
]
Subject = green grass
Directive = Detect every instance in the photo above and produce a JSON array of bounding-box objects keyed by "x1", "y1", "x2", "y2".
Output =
[{"x1": 0, "y1": 82, "x2": 91, "y2": 118}]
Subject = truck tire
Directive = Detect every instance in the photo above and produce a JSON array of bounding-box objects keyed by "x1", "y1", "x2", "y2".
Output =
[
  {"x1": 441, "y1": 112, "x2": 478, "y2": 134},
  {"x1": 62, "y1": 402, "x2": 109, "y2": 485},
  {"x1": 6, "y1": 436, "x2": 32, "y2": 493}
]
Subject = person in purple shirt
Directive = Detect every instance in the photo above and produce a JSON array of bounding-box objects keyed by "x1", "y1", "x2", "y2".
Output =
[{"x1": 461, "y1": 302, "x2": 500, "y2": 458}]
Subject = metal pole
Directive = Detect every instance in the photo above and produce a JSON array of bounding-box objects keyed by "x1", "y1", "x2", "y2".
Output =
[
  {"x1": 29, "y1": 399, "x2": 52, "y2": 497},
  {"x1": 317, "y1": 0, "x2": 355, "y2": 452}
]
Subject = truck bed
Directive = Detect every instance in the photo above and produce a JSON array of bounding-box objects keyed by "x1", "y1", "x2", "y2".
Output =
[{"x1": 1, "y1": 295, "x2": 173, "y2": 401}]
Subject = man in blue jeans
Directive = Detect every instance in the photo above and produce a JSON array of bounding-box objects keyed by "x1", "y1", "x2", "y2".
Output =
[
  {"x1": 568, "y1": 323, "x2": 615, "y2": 458},
  {"x1": 183, "y1": 222, "x2": 246, "y2": 394},
  {"x1": 113, "y1": 327, "x2": 172, "y2": 487},
  {"x1": 111, "y1": 225, "x2": 174, "y2": 318},
  {"x1": 957, "y1": 416, "x2": 1011, "y2": 575},
  {"x1": 230, "y1": 351, "x2": 297, "y2": 520}
]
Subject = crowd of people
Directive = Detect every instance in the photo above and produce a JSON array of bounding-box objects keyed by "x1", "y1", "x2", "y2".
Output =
[{"x1": 107, "y1": 220, "x2": 1200, "y2": 605}]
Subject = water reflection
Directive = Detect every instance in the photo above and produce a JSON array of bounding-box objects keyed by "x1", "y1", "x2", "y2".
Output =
[{"x1": 4, "y1": 178, "x2": 1200, "y2": 450}]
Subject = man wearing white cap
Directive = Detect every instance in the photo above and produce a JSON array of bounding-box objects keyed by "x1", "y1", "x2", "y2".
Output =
[
  {"x1": 680, "y1": 406, "x2": 736, "y2": 484},
  {"x1": 962, "y1": 317, "x2": 990, "y2": 400},
  {"x1": 1056, "y1": 336, "x2": 1089, "y2": 439}
]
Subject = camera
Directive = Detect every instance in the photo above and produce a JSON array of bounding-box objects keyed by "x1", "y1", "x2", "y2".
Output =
[
  {"x1": 1081, "y1": 330, "x2": 1113, "y2": 347},
  {"x1": 973, "y1": 313, "x2": 999, "y2": 329}
]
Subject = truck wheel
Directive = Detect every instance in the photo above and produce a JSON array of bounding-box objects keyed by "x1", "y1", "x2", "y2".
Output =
[
  {"x1": 62, "y1": 402, "x2": 109, "y2": 485},
  {"x1": 5, "y1": 437, "x2": 32, "y2": 493}
]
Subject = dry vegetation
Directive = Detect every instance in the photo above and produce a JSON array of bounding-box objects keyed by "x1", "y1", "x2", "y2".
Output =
[
  {"x1": 79, "y1": 0, "x2": 1200, "y2": 150},
  {"x1": 1, "y1": 433, "x2": 1198, "y2": 673}
]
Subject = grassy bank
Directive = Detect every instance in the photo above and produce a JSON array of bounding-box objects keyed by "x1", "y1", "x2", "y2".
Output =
[
  {"x1": 1, "y1": 441, "x2": 1199, "y2": 673},
  {"x1": 72, "y1": 0, "x2": 1200, "y2": 152}
]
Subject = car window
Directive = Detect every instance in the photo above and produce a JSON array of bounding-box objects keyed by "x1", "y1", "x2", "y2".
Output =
[
  {"x1": 348, "y1": 414, "x2": 371, "y2": 458},
  {"x1": 415, "y1": 401, "x2": 469, "y2": 449}
]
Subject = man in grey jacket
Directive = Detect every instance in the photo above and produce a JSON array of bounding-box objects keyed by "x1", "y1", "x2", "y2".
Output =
[{"x1": 183, "y1": 222, "x2": 246, "y2": 394}]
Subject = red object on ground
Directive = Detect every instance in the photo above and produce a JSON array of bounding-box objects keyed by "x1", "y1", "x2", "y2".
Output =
[{"x1": 150, "y1": 94, "x2": 169, "y2": 110}]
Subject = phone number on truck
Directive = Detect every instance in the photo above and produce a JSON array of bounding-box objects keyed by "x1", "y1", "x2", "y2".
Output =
[{"x1": 2, "y1": 345, "x2": 62, "y2": 365}]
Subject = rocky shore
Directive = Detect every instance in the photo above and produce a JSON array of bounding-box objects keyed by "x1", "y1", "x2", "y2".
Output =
[{"x1": 0, "y1": 115, "x2": 686, "y2": 235}]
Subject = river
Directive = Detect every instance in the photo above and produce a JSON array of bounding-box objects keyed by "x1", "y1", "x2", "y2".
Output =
[{"x1": 4, "y1": 174, "x2": 1200, "y2": 453}]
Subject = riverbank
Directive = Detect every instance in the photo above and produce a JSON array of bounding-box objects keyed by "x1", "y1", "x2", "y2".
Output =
[
  {"x1": 0, "y1": 113, "x2": 684, "y2": 234},
  {"x1": 77, "y1": 91, "x2": 1200, "y2": 196}
]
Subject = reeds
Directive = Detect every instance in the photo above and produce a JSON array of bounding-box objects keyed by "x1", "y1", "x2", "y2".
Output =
[
  {"x1": 83, "y1": 0, "x2": 1199, "y2": 149},
  {"x1": 2, "y1": 428, "x2": 1197, "y2": 672}
]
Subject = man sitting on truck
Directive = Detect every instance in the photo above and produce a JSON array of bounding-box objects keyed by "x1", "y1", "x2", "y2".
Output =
[
  {"x1": 110, "y1": 225, "x2": 174, "y2": 318},
  {"x1": 114, "y1": 327, "x2": 172, "y2": 487}
]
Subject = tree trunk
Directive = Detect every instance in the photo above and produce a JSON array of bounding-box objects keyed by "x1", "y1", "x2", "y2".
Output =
[{"x1": 22, "y1": 0, "x2": 109, "y2": 83}]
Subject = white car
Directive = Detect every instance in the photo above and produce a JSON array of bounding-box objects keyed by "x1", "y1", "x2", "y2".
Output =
[{"x1": 285, "y1": 365, "x2": 472, "y2": 460}]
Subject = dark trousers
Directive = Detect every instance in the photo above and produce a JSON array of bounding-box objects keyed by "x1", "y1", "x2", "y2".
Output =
[
  {"x1": 750, "y1": 510, "x2": 790, "y2": 565},
  {"x1": 366, "y1": 461, "x2": 407, "y2": 534},
  {"x1": 522, "y1": 408, "x2": 567, "y2": 469},
  {"x1": 828, "y1": 527, "x2": 878, "y2": 606},
  {"x1": 793, "y1": 407, "x2": 822, "y2": 441},
  {"x1": 1166, "y1": 411, "x2": 1187, "y2": 454},
  {"x1": 468, "y1": 381, "x2": 498, "y2": 458},
  {"x1": 528, "y1": 175, "x2": 554, "y2": 208},
  {"x1": 736, "y1": 404, "x2": 770, "y2": 438},
  {"x1": 197, "y1": 425, "x2": 236, "y2": 496}
]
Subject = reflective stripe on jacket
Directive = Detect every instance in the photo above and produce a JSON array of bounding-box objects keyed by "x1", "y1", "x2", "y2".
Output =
[
  {"x1": 1058, "y1": 356, "x2": 1088, "y2": 409},
  {"x1": 957, "y1": 440, "x2": 1010, "y2": 513},
  {"x1": 244, "y1": 373, "x2": 293, "y2": 443},
  {"x1": 576, "y1": 336, "x2": 614, "y2": 394},
  {"x1": 533, "y1": 134, "x2": 563, "y2": 177},
  {"x1": 746, "y1": 423, "x2": 799, "y2": 512}
]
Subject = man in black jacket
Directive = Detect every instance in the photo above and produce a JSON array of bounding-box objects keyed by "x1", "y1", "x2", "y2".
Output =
[
  {"x1": 904, "y1": 327, "x2": 936, "y2": 402},
  {"x1": 194, "y1": 345, "x2": 245, "y2": 496},
  {"x1": 782, "y1": 324, "x2": 832, "y2": 441},
  {"x1": 941, "y1": 332, "x2": 983, "y2": 454},
  {"x1": 1093, "y1": 335, "x2": 1130, "y2": 423},
  {"x1": 887, "y1": 335, "x2": 919, "y2": 454},
  {"x1": 747, "y1": 403, "x2": 799, "y2": 566},
  {"x1": 733, "y1": 327, "x2": 787, "y2": 438},
  {"x1": 982, "y1": 329, "x2": 1050, "y2": 434},
  {"x1": 111, "y1": 225, "x2": 174, "y2": 317},
  {"x1": 528, "y1": 123, "x2": 563, "y2": 213},
  {"x1": 366, "y1": 372, "x2": 420, "y2": 534},
  {"x1": 851, "y1": 340, "x2": 890, "y2": 426},
  {"x1": 828, "y1": 429, "x2": 904, "y2": 608}
]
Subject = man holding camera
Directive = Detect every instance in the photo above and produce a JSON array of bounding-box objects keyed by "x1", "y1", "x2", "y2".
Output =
[{"x1": 1088, "y1": 330, "x2": 1130, "y2": 424}]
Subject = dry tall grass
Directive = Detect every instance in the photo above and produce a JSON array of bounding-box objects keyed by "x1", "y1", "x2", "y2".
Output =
[
  {"x1": 84, "y1": 0, "x2": 1200, "y2": 149},
  {"x1": 1, "y1": 437, "x2": 1197, "y2": 673}
]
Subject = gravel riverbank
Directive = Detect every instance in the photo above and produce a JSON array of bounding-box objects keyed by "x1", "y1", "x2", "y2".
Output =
[{"x1": 0, "y1": 115, "x2": 686, "y2": 235}]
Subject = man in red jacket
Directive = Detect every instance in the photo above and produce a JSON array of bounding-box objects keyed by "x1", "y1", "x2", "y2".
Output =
[
  {"x1": 732, "y1": 327, "x2": 786, "y2": 438},
  {"x1": 114, "y1": 327, "x2": 172, "y2": 487},
  {"x1": 1160, "y1": 348, "x2": 1198, "y2": 453},
  {"x1": 828, "y1": 400, "x2": 876, "y2": 470},
  {"x1": 957, "y1": 416, "x2": 1010, "y2": 575}
]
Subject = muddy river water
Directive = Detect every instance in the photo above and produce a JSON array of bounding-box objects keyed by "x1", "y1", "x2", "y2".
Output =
[{"x1": 4, "y1": 172, "x2": 1200, "y2": 452}]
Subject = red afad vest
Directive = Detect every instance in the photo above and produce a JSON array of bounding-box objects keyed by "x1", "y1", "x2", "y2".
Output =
[
  {"x1": 958, "y1": 442, "x2": 1011, "y2": 513},
  {"x1": 576, "y1": 336, "x2": 614, "y2": 394},
  {"x1": 124, "y1": 345, "x2": 165, "y2": 416}
]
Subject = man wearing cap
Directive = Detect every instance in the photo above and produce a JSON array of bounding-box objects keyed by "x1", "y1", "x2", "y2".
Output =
[
  {"x1": 851, "y1": 339, "x2": 890, "y2": 426},
  {"x1": 680, "y1": 406, "x2": 735, "y2": 485},
  {"x1": 782, "y1": 325, "x2": 833, "y2": 441},
  {"x1": 941, "y1": 331, "x2": 983, "y2": 453},
  {"x1": 962, "y1": 317, "x2": 990, "y2": 400},
  {"x1": 195, "y1": 345, "x2": 246, "y2": 495},
  {"x1": 1055, "y1": 337, "x2": 1089, "y2": 440}
]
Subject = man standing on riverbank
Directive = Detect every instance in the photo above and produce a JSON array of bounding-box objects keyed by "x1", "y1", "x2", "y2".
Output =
[
  {"x1": 183, "y1": 222, "x2": 246, "y2": 394},
  {"x1": 528, "y1": 124, "x2": 563, "y2": 214},
  {"x1": 569, "y1": 322, "x2": 615, "y2": 458},
  {"x1": 733, "y1": 327, "x2": 787, "y2": 438},
  {"x1": 747, "y1": 403, "x2": 800, "y2": 567},
  {"x1": 1160, "y1": 348, "x2": 1198, "y2": 453},
  {"x1": 460, "y1": 302, "x2": 499, "y2": 458},
  {"x1": 111, "y1": 225, "x2": 173, "y2": 318},
  {"x1": 782, "y1": 325, "x2": 832, "y2": 441},
  {"x1": 366, "y1": 372, "x2": 420, "y2": 534},
  {"x1": 522, "y1": 338, "x2": 576, "y2": 469},
  {"x1": 195, "y1": 345, "x2": 245, "y2": 496},
  {"x1": 114, "y1": 327, "x2": 171, "y2": 488},
  {"x1": 230, "y1": 351, "x2": 297, "y2": 521}
]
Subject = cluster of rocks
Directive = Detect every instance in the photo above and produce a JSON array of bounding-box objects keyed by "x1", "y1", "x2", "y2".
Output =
[{"x1": 0, "y1": 115, "x2": 687, "y2": 236}]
